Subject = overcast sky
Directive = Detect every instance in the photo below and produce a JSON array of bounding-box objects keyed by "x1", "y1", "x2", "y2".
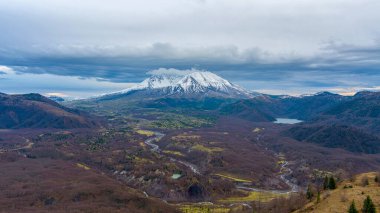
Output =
[{"x1": 0, "y1": 0, "x2": 380, "y2": 97}]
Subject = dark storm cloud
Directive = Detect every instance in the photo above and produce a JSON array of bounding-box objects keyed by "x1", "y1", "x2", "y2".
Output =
[
  {"x1": 1, "y1": 0, "x2": 380, "y2": 96},
  {"x1": 1, "y1": 41, "x2": 379, "y2": 87}
]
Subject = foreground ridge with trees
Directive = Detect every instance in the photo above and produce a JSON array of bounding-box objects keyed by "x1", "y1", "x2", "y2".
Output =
[{"x1": 297, "y1": 172, "x2": 380, "y2": 213}]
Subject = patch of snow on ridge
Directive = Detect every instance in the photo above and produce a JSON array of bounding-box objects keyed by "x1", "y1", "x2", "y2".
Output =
[{"x1": 140, "y1": 75, "x2": 181, "y2": 89}]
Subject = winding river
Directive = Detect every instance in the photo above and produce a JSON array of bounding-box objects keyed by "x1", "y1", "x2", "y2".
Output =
[
  {"x1": 144, "y1": 131, "x2": 200, "y2": 175},
  {"x1": 144, "y1": 131, "x2": 300, "y2": 200}
]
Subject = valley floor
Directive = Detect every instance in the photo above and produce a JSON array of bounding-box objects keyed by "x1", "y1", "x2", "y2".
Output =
[{"x1": 1, "y1": 116, "x2": 380, "y2": 212}]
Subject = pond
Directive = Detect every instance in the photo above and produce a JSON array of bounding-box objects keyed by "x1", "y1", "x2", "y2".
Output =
[
  {"x1": 274, "y1": 118, "x2": 303, "y2": 124},
  {"x1": 171, "y1": 173, "x2": 182, "y2": 179}
]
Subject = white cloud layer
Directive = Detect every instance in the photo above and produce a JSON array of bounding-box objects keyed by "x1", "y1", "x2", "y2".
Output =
[
  {"x1": 0, "y1": 66, "x2": 15, "y2": 74},
  {"x1": 0, "y1": 65, "x2": 135, "y2": 98},
  {"x1": 0, "y1": 0, "x2": 379, "y2": 57},
  {"x1": 147, "y1": 68, "x2": 203, "y2": 76}
]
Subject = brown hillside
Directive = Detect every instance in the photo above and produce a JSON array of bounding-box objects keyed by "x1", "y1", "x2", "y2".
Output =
[
  {"x1": 0, "y1": 93, "x2": 101, "y2": 129},
  {"x1": 297, "y1": 172, "x2": 380, "y2": 213}
]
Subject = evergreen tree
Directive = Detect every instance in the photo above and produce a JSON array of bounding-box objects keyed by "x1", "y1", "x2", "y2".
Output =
[
  {"x1": 363, "y1": 178, "x2": 370, "y2": 186},
  {"x1": 328, "y1": 176, "x2": 337, "y2": 190},
  {"x1": 362, "y1": 196, "x2": 376, "y2": 213},
  {"x1": 348, "y1": 200, "x2": 358, "y2": 213},
  {"x1": 317, "y1": 190, "x2": 321, "y2": 203},
  {"x1": 306, "y1": 185, "x2": 314, "y2": 200},
  {"x1": 323, "y1": 176, "x2": 329, "y2": 190}
]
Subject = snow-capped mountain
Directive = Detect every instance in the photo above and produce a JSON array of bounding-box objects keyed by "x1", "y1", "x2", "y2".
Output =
[
  {"x1": 122, "y1": 74, "x2": 181, "y2": 92},
  {"x1": 174, "y1": 72, "x2": 244, "y2": 93},
  {"x1": 99, "y1": 71, "x2": 256, "y2": 100}
]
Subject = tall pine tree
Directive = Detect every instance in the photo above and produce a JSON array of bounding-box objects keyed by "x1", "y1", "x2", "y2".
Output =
[
  {"x1": 362, "y1": 196, "x2": 376, "y2": 213},
  {"x1": 317, "y1": 191, "x2": 321, "y2": 203},
  {"x1": 323, "y1": 176, "x2": 329, "y2": 190},
  {"x1": 328, "y1": 176, "x2": 336, "y2": 190},
  {"x1": 306, "y1": 185, "x2": 314, "y2": 200},
  {"x1": 348, "y1": 200, "x2": 358, "y2": 213}
]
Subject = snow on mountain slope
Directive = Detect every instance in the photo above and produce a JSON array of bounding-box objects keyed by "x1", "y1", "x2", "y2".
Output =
[
  {"x1": 101, "y1": 71, "x2": 255, "y2": 99},
  {"x1": 140, "y1": 75, "x2": 181, "y2": 89},
  {"x1": 169, "y1": 72, "x2": 251, "y2": 96},
  {"x1": 112, "y1": 74, "x2": 181, "y2": 95}
]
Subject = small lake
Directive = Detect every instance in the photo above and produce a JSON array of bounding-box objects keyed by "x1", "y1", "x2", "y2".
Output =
[
  {"x1": 274, "y1": 118, "x2": 303, "y2": 124},
  {"x1": 171, "y1": 173, "x2": 182, "y2": 179}
]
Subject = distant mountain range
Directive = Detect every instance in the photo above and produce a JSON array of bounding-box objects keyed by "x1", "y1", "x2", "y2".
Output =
[
  {"x1": 220, "y1": 91, "x2": 348, "y2": 121},
  {"x1": 48, "y1": 95, "x2": 66, "y2": 102},
  {"x1": 78, "y1": 71, "x2": 380, "y2": 131},
  {"x1": 3, "y1": 71, "x2": 380, "y2": 154},
  {"x1": 0, "y1": 93, "x2": 101, "y2": 129},
  {"x1": 243, "y1": 92, "x2": 380, "y2": 154}
]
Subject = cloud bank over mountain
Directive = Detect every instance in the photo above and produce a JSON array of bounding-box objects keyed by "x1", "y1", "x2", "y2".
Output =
[{"x1": 0, "y1": 0, "x2": 379, "y2": 96}]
